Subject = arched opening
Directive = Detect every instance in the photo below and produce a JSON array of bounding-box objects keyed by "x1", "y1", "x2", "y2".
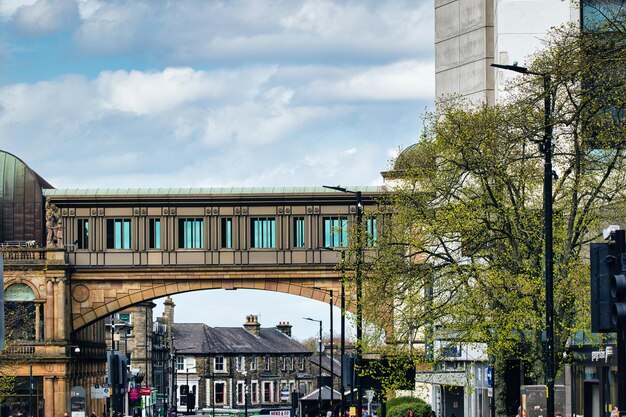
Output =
[{"x1": 4, "y1": 283, "x2": 41, "y2": 341}]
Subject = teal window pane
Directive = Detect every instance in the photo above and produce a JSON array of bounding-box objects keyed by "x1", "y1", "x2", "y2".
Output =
[
  {"x1": 367, "y1": 217, "x2": 377, "y2": 247},
  {"x1": 155, "y1": 220, "x2": 161, "y2": 249},
  {"x1": 123, "y1": 220, "x2": 131, "y2": 249},
  {"x1": 251, "y1": 218, "x2": 276, "y2": 248},
  {"x1": 294, "y1": 217, "x2": 305, "y2": 248}
]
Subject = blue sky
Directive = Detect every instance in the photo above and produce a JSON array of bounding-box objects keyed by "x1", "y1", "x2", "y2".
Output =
[{"x1": 0, "y1": 0, "x2": 434, "y2": 340}]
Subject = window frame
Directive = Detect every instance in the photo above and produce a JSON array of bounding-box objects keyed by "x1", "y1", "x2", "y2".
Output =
[
  {"x1": 221, "y1": 217, "x2": 233, "y2": 249},
  {"x1": 251, "y1": 217, "x2": 276, "y2": 249},
  {"x1": 148, "y1": 218, "x2": 161, "y2": 250},
  {"x1": 323, "y1": 216, "x2": 348, "y2": 248},
  {"x1": 178, "y1": 218, "x2": 205, "y2": 249},
  {"x1": 293, "y1": 217, "x2": 305, "y2": 248},
  {"x1": 106, "y1": 218, "x2": 132, "y2": 249},
  {"x1": 214, "y1": 356, "x2": 226, "y2": 372},
  {"x1": 76, "y1": 218, "x2": 89, "y2": 250}
]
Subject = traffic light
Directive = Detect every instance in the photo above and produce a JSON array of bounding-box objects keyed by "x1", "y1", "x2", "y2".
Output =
[
  {"x1": 591, "y1": 241, "x2": 612, "y2": 332},
  {"x1": 591, "y1": 229, "x2": 626, "y2": 332}
]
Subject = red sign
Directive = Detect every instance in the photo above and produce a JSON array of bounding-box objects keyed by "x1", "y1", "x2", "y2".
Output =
[
  {"x1": 129, "y1": 388, "x2": 140, "y2": 401},
  {"x1": 139, "y1": 387, "x2": 152, "y2": 396}
]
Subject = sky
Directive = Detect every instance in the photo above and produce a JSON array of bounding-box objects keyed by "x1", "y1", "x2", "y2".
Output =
[{"x1": 0, "y1": 0, "x2": 435, "y2": 341}]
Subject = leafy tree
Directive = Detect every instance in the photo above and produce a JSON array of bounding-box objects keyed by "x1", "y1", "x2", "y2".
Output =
[
  {"x1": 380, "y1": 396, "x2": 431, "y2": 417},
  {"x1": 356, "y1": 18, "x2": 626, "y2": 413}
]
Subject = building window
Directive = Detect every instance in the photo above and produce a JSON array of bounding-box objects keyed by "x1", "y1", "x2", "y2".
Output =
[
  {"x1": 215, "y1": 382, "x2": 225, "y2": 404},
  {"x1": 289, "y1": 356, "x2": 294, "y2": 371},
  {"x1": 250, "y1": 357, "x2": 257, "y2": 371},
  {"x1": 264, "y1": 356, "x2": 271, "y2": 371},
  {"x1": 237, "y1": 356, "x2": 245, "y2": 371},
  {"x1": 366, "y1": 217, "x2": 377, "y2": 247},
  {"x1": 237, "y1": 381, "x2": 245, "y2": 404},
  {"x1": 251, "y1": 381, "x2": 259, "y2": 403},
  {"x1": 77, "y1": 218, "x2": 89, "y2": 249},
  {"x1": 221, "y1": 218, "x2": 233, "y2": 248},
  {"x1": 293, "y1": 217, "x2": 305, "y2": 248},
  {"x1": 280, "y1": 357, "x2": 286, "y2": 371},
  {"x1": 215, "y1": 356, "x2": 225, "y2": 372},
  {"x1": 106, "y1": 218, "x2": 131, "y2": 249},
  {"x1": 263, "y1": 381, "x2": 273, "y2": 403},
  {"x1": 178, "y1": 218, "x2": 204, "y2": 249},
  {"x1": 177, "y1": 356, "x2": 185, "y2": 371},
  {"x1": 323, "y1": 217, "x2": 347, "y2": 247},
  {"x1": 251, "y1": 218, "x2": 276, "y2": 248},
  {"x1": 298, "y1": 356, "x2": 304, "y2": 371},
  {"x1": 149, "y1": 218, "x2": 161, "y2": 249},
  {"x1": 4, "y1": 284, "x2": 36, "y2": 341}
]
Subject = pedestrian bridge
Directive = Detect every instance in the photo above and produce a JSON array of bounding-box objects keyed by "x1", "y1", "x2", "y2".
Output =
[{"x1": 41, "y1": 186, "x2": 383, "y2": 331}]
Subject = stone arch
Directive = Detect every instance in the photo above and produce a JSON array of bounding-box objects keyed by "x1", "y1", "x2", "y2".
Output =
[
  {"x1": 73, "y1": 278, "x2": 353, "y2": 331},
  {"x1": 4, "y1": 278, "x2": 41, "y2": 300}
]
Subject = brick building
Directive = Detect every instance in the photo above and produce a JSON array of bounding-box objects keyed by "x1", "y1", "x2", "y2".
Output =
[{"x1": 169, "y1": 314, "x2": 314, "y2": 414}]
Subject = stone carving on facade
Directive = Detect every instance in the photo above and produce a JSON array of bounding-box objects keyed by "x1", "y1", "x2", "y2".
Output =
[{"x1": 45, "y1": 200, "x2": 63, "y2": 248}]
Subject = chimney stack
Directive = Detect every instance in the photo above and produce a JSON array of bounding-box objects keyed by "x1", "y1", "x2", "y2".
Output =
[
  {"x1": 276, "y1": 322, "x2": 292, "y2": 337},
  {"x1": 244, "y1": 314, "x2": 261, "y2": 336}
]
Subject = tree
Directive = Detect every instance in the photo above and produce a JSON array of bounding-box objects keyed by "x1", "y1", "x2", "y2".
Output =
[{"x1": 358, "y1": 19, "x2": 626, "y2": 413}]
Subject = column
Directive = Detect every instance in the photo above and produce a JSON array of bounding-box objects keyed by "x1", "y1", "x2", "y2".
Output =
[
  {"x1": 55, "y1": 376, "x2": 69, "y2": 416},
  {"x1": 44, "y1": 377, "x2": 55, "y2": 417},
  {"x1": 45, "y1": 280, "x2": 54, "y2": 340},
  {"x1": 57, "y1": 278, "x2": 67, "y2": 340},
  {"x1": 35, "y1": 303, "x2": 41, "y2": 341}
]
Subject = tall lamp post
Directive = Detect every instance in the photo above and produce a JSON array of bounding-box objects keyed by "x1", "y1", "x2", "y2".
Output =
[
  {"x1": 491, "y1": 62, "x2": 554, "y2": 417},
  {"x1": 321, "y1": 248, "x2": 347, "y2": 417},
  {"x1": 315, "y1": 286, "x2": 336, "y2": 416},
  {"x1": 304, "y1": 317, "x2": 323, "y2": 415},
  {"x1": 323, "y1": 185, "x2": 363, "y2": 417}
]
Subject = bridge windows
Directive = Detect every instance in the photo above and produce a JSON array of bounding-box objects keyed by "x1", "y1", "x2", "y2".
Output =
[
  {"x1": 221, "y1": 218, "x2": 233, "y2": 249},
  {"x1": 76, "y1": 218, "x2": 89, "y2": 249},
  {"x1": 251, "y1": 218, "x2": 276, "y2": 248},
  {"x1": 148, "y1": 218, "x2": 161, "y2": 249},
  {"x1": 293, "y1": 217, "x2": 305, "y2": 248},
  {"x1": 179, "y1": 218, "x2": 204, "y2": 249},
  {"x1": 366, "y1": 217, "x2": 378, "y2": 247},
  {"x1": 323, "y1": 217, "x2": 348, "y2": 248},
  {"x1": 106, "y1": 218, "x2": 132, "y2": 249}
]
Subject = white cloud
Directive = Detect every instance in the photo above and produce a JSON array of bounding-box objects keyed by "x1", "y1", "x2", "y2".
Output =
[
  {"x1": 11, "y1": 0, "x2": 79, "y2": 36},
  {"x1": 71, "y1": 0, "x2": 433, "y2": 64},
  {"x1": 300, "y1": 60, "x2": 435, "y2": 102},
  {"x1": 0, "y1": 0, "x2": 37, "y2": 19}
]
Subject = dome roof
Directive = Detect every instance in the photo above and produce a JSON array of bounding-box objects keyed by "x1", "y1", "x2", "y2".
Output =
[{"x1": 0, "y1": 150, "x2": 52, "y2": 244}]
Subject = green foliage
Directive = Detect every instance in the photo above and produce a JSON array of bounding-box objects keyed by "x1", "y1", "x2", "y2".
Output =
[
  {"x1": 381, "y1": 396, "x2": 431, "y2": 417},
  {"x1": 351, "y1": 19, "x2": 626, "y2": 415}
]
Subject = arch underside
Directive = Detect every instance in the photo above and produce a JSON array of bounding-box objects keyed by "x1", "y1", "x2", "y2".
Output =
[{"x1": 71, "y1": 268, "x2": 354, "y2": 331}]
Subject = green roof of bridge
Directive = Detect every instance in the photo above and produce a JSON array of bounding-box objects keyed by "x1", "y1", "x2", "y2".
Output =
[{"x1": 43, "y1": 185, "x2": 384, "y2": 196}]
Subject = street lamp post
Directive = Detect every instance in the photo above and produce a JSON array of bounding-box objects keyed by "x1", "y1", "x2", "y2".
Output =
[
  {"x1": 491, "y1": 62, "x2": 554, "y2": 417},
  {"x1": 314, "y1": 286, "x2": 335, "y2": 416},
  {"x1": 323, "y1": 185, "x2": 363, "y2": 417},
  {"x1": 304, "y1": 317, "x2": 323, "y2": 415}
]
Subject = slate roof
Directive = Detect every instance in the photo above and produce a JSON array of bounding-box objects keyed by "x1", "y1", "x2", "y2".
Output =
[
  {"x1": 173, "y1": 323, "x2": 312, "y2": 355},
  {"x1": 310, "y1": 354, "x2": 342, "y2": 377}
]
